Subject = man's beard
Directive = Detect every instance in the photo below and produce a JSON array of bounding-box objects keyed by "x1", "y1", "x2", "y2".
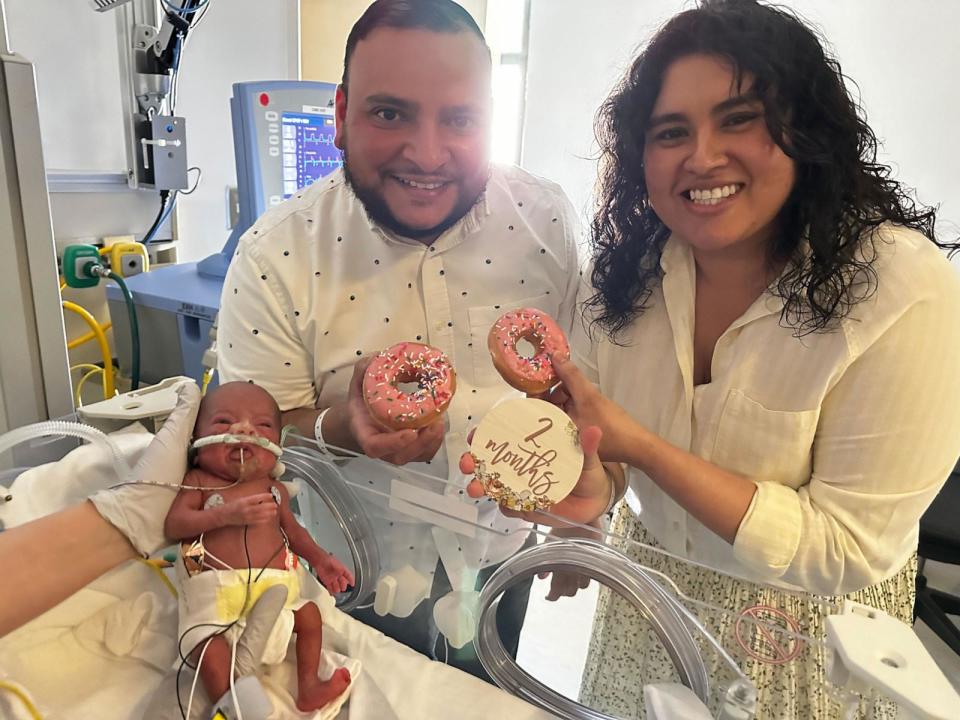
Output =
[{"x1": 342, "y1": 149, "x2": 487, "y2": 241}]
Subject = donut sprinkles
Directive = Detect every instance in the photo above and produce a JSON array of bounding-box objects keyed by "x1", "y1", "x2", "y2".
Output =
[
  {"x1": 363, "y1": 342, "x2": 457, "y2": 430},
  {"x1": 488, "y1": 308, "x2": 570, "y2": 394}
]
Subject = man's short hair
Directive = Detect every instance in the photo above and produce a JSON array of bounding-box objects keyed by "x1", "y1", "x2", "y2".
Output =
[{"x1": 342, "y1": 0, "x2": 488, "y2": 88}]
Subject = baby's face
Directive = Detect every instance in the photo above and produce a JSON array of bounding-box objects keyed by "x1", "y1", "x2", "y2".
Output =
[{"x1": 194, "y1": 382, "x2": 282, "y2": 480}]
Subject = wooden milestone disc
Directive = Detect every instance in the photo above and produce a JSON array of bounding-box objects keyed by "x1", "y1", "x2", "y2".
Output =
[{"x1": 469, "y1": 398, "x2": 583, "y2": 512}]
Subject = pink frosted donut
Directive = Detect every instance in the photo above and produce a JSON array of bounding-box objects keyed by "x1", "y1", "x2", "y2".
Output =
[
  {"x1": 487, "y1": 308, "x2": 570, "y2": 394},
  {"x1": 363, "y1": 342, "x2": 457, "y2": 431}
]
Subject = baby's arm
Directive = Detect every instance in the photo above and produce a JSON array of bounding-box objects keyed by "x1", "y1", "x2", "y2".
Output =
[
  {"x1": 276, "y1": 483, "x2": 354, "y2": 594},
  {"x1": 164, "y1": 470, "x2": 277, "y2": 540}
]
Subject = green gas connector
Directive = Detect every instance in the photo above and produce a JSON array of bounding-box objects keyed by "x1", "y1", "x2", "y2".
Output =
[{"x1": 62, "y1": 244, "x2": 103, "y2": 288}]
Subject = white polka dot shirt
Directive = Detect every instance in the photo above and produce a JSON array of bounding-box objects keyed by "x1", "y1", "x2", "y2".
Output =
[{"x1": 218, "y1": 165, "x2": 581, "y2": 568}]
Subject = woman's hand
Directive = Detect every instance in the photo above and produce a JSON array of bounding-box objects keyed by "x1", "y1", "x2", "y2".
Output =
[
  {"x1": 460, "y1": 424, "x2": 613, "y2": 526},
  {"x1": 542, "y1": 357, "x2": 637, "y2": 463}
]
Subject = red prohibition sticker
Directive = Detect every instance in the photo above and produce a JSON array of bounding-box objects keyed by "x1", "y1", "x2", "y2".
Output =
[{"x1": 734, "y1": 604, "x2": 805, "y2": 665}]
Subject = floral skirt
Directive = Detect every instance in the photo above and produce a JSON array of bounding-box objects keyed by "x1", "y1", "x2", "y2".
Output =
[{"x1": 579, "y1": 507, "x2": 917, "y2": 720}]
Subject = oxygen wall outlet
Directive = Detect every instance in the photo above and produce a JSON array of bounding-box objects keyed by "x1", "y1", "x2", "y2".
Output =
[{"x1": 62, "y1": 244, "x2": 101, "y2": 288}]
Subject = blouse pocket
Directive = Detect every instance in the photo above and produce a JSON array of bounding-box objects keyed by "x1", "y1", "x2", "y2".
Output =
[
  {"x1": 710, "y1": 389, "x2": 820, "y2": 489},
  {"x1": 468, "y1": 294, "x2": 551, "y2": 387}
]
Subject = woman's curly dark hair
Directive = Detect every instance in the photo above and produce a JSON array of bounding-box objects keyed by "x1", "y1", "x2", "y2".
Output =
[{"x1": 587, "y1": 0, "x2": 958, "y2": 340}]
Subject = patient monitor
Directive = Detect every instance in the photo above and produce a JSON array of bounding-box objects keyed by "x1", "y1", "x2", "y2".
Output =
[{"x1": 105, "y1": 81, "x2": 343, "y2": 386}]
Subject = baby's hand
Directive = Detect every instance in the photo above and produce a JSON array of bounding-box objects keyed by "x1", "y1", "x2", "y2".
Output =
[
  {"x1": 313, "y1": 553, "x2": 355, "y2": 595},
  {"x1": 216, "y1": 493, "x2": 278, "y2": 527}
]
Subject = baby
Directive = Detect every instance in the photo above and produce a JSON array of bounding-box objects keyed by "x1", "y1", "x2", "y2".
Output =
[{"x1": 164, "y1": 381, "x2": 353, "y2": 715}]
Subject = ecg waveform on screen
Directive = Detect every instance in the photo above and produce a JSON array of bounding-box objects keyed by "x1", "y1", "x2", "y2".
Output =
[
  {"x1": 301, "y1": 157, "x2": 341, "y2": 169},
  {"x1": 299, "y1": 130, "x2": 337, "y2": 146},
  {"x1": 280, "y1": 112, "x2": 343, "y2": 199}
]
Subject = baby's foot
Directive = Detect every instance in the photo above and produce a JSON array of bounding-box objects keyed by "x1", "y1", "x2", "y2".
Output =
[{"x1": 296, "y1": 667, "x2": 351, "y2": 711}]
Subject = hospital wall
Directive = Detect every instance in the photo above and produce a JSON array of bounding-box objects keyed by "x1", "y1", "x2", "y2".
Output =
[
  {"x1": 4, "y1": 0, "x2": 300, "y2": 267},
  {"x1": 4, "y1": 0, "x2": 299, "y2": 374},
  {"x1": 522, "y1": 0, "x2": 960, "y2": 262},
  {"x1": 300, "y1": 0, "x2": 488, "y2": 84}
]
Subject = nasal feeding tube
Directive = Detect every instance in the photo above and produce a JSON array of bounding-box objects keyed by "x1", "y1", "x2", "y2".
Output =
[
  {"x1": 107, "y1": 433, "x2": 288, "y2": 493},
  {"x1": 190, "y1": 433, "x2": 286, "y2": 479}
]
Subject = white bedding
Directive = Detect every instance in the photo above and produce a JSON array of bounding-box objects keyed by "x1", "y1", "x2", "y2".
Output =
[{"x1": 0, "y1": 425, "x2": 554, "y2": 720}]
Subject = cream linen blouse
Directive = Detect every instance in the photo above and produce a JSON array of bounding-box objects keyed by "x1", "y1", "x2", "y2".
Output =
[{"x1": 572, "y1": 225, "x2": 960, "y2": 595}]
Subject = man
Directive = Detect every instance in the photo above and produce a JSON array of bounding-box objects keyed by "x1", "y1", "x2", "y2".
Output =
[{"x1": 217, "y1": 0, "x2": 580, "y2": 681}]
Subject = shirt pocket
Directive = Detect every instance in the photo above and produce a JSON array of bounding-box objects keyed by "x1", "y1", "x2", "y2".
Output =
[
  {"x1": 468, "y1": 293, "x2": 551, "y2": 387},
  {"x1": 710, "y1": 388, "x2": 820, "y2": 489}
]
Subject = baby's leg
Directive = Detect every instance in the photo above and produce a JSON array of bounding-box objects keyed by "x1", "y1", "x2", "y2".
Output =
[
  {"x1": 293, "y1": 601, "x2": 351, "y2": 711},
  {"x1": 190, "y1": 634, "x2": 233, "y2": 706}
]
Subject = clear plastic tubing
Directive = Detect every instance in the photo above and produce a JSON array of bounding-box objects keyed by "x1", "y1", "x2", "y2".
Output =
[{"x1": 0, "y1": 420, "x2": 130, "y2": 484}]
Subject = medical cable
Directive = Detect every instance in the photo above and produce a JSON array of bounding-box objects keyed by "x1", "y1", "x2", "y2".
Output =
[
  {"x1": 0, "y1": 681, "x2": 43, "y2": 720},
  {"x1": 176, "y1": 523, "x2": 252, "y2": 719},
  {"x1": 67, "y1": 321, "x2": 113, "y2": 350},
  {"x1": 75, "y1": 367, "x2": 106, "y2": 406},
  {"x1": 137, "y1": 557, "x2": 179, "y2": 597},
  {"x1": 61, "y1": 300, "x2": 116, "y2": 397},
  {"x1": 185, "y1": 632, "x2": 214, "y2": 720},
  {"x1": 229, "y1": 635, "x2": 244, "y2": 720},
  {"x1": 142, "y1": 190, "x2": 177, "y2": 244},
  {"x1": 201, "y1": 367, "x2": 216, "y2": 395},
  {"x1": 70, "y1": 363, "x2": 110, "y2": 405},
  {"x1": 168, "y1": 1, "x2": 210, "y2": 113},
  {"x1": 109, "y1": 477, "x2": 240, "y2": 493},
  {"x1": 175, "y1": 448, "x2": 288, "y2": 720},
  {"x1": 176, "y1": 528, "x2": 285, "y2": 719},
  {"x1": 181, "y1": 166, "x2": 203, "y2": 195},
  {"x1": 161, "y1": 0, "x2": 209, "y2": 17},
  {"x1": 105, "y1": 271, "x2": 141, "y2": 390}
]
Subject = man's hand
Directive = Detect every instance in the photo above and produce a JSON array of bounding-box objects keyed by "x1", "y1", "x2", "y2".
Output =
[
  {"x1": 339, "y1": 358, "x2": 445, "y2": 465},
  {"x1": 215, "y1": 493, "x2": 278, "y2": 527},
  {"x1": 538, "y1": 520, "x2": 604, "y2": 601}
]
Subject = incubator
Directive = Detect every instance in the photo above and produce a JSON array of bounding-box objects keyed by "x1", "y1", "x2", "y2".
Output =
[{"x1": 0, "y1": 395, "x2": 957, "y2": 720}]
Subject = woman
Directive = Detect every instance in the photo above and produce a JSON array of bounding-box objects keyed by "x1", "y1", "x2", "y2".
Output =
[{"x1": 467, "y1": 0, "x2": 960, "y2": 717}]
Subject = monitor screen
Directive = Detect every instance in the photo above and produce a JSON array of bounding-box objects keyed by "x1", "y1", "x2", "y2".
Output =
[{"x1": 280, "y1": 111, "x2": 342, "y2": 198}]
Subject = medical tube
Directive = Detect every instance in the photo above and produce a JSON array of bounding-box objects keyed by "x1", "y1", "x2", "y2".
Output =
[
  {"x1": 280, "y1": 448, "x2": 381, "y2": 611},
  {"x1": 0, "y1": 421, "x2": 130, "y2": 485},
  {"x1": 475, "y1": 538, "x2": 714, "y2": 720}
]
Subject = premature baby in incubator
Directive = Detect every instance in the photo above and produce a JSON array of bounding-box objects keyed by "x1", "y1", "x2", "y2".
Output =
[{"x1": 164, "y1": 381, "x2": 353, "y2": 713}]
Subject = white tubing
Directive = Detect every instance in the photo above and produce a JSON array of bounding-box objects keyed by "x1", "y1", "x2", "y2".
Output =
[{"x1": 0, "y1": 420, "x2": 131, "y2": 484}]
